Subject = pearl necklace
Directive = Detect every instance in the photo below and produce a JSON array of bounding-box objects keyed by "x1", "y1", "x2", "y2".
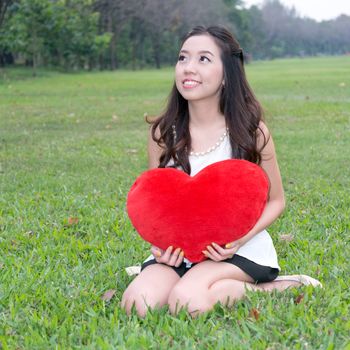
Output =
[{"x1": 189, "y1": 128, "x2": 229, "y2": 157}]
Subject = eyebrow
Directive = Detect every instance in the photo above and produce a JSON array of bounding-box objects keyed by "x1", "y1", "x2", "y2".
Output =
[{"x1": 179, "y1": 49, "x2": 215, "y2": 56}]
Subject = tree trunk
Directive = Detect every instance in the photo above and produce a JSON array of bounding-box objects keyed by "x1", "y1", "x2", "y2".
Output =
[
  {"x1": 153, "y1": 36, "x2": 161, "y2": 69},
  {"x1": 110, "y1": 33, "x2": 117, "y2": 70},
  {"x1": 0, "y1": 0, "x2": 12, "y2": 29},
  {"x1": 32, "y1": 53, "x2": 37, "y2": 77},
  {"x1": 107, "y1": 9, "x2": 118, "y2": 70}
]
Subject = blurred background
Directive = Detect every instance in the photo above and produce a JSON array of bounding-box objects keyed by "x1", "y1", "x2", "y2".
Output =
[{"x1": 0, "y1": 0, "x2": 349, "y2": 73}]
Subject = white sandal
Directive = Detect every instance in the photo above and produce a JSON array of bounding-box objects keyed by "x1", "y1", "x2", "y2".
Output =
[
  {"x1": 274, "y1": 275, "x2": 323, "y2": 288},
  {"x1": 125, "y1": 265, "x2": 141, "y2": 276}
]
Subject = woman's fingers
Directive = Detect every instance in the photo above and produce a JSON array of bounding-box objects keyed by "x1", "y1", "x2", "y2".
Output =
[
  {"x1": 202, "y1": 249, "x2": 218, "y2": 261},
  {"x1": 215, "y1": 242, "x2": 240, "y2": 256},
  {"x1": 167, "y1": 248, "x2": 181, "y2": 266},
  {"x1": 152, "y1": 241, "x2": 239, "y2": 264},
  {"x1": 174, "y1": 250, "x2": 184, "y2": 267},
  {"x1": 168, "y1": 248, "x2": 181, "y2": 266},
  {"x1": 152, "y1": 246, "x2": 184, "y2": 266},
  {"x1": 211, "y1": 242, "x2": 227, "y2": 255},
  {"x1": 205, "y1": 245, "x2": 222, "y2": 261},
  {"x1": 203, "y1": 242, "x2": 240, "y2": 261},
  {"x1": 158, "y1": 246, "x2": 173, "y2": 263},
  {"x1": 160, "y1": 246, "x2": 173, "y2": 262},
  {"x1": 150, "y1": 245, "x2": 185, "y2": 266},
  {"x1": 150, "y1": 245, "x2": 163, "y2": 259},
  {"x1": 224, "y1": 241, "x2": 240, "y2": 254}
]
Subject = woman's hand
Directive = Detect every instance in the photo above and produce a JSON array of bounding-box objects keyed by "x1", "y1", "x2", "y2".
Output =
[
  {"x1": 202, "y1": 241, "x2": 241, "y2": 262},
  {"x1": 150, "y1": 245, "x2": 184, "y2": 267}
]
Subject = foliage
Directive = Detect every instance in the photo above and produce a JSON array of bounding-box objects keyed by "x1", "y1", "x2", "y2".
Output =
[
  {"x1": 0, "y1": 56, "x2": 350, "y2": 348},
  {"x1": 0, "y1": 0, "x2": 111, "y2": 72},
  {"x1": 1, "y1": 0, "x2": 350, "y2": 70}
]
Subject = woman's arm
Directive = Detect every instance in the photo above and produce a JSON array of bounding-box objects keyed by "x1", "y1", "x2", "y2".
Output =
[
  {"x1": 238, "y1": 121, "x2": 285, "y2": 241},
  {"x1": 204, "y1": 121, "x2": 286, "y2": 261},
  {"x1": 147, "y1": 126, "x2": 163, "y2": 169}
]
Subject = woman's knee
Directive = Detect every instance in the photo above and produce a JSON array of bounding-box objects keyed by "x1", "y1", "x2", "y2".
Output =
[
  {"x1": 121, "y1": 283, "x2": 163, "y2": 317},
  {"x1": 168, "y1": 284, "x2": 210, "y2": 316},
  {"x1": 167, "y1": 284, "x2": 187, "y2": 313},
  {"x1": 121, "y1": 265, "x2": 179, "y2": 317}
]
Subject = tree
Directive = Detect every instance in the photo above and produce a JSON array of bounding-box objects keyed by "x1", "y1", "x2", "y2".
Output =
[
  {"x1": 48, "y1": 0, "x2": 111, "y2": 70},
  {"x1": 94, "y1": 0, "x2": 138, "y2": 69},
  {"x1": 2, "y1": 0, "x2": 53, "y2": 75},
  {"x1": 1, "y1": 0, "x2": 110, "y2": 72},
  {"x1": 136, "y1": 0, "x2": 181, "y2": 69},
  {"x1": 0, "y1": 0, "x2": 13, "y2": 28},
  {"x1": 1, "y1": 0, "x2": 350, "y2": 70},
  {"x1": 0, "y1": 0, "x2": 16, "y2": 65}
]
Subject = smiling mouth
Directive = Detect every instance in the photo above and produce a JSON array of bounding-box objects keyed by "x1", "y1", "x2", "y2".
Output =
[{"x1": 182, "y1": 79, "x2": 201, "y2": 88}]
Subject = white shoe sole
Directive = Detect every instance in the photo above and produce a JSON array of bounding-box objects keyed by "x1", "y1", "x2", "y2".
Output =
[{"x1": 275, "y1": 274, "x2": 323, "y2": 288}]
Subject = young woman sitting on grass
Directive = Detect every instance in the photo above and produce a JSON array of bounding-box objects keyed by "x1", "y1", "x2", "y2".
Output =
[{"x1": 121, "y1": 26, "x2": 321, "y2": 318}]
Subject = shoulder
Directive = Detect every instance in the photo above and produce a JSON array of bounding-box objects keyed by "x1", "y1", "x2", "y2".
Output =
[{"x1": 257, "y1": 120, "x2": 270, "y2": 135}]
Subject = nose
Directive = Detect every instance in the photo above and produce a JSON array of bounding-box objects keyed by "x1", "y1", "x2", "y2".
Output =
[{"x1": 183, "y1": 59, "x2": 197, "y2": 74}]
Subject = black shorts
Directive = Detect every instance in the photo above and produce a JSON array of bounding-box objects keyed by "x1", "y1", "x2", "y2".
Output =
[{"x1": 141, "y1": 254, "x2": 279, "y2": 283}]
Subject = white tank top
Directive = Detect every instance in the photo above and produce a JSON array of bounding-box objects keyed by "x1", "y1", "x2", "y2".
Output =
[{"x1": 145, "y1": 134, "x2": 280, "y2": 269}]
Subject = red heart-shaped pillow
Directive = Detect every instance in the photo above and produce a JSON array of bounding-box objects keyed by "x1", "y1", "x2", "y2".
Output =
[{"x1": 127, "y1": 159, "x2": 269, "y2": 262}]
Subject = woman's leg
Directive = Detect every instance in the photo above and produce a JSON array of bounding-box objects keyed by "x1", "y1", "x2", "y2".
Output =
[
  {"x1": 168, "y1": 260, "x2": 254, "y2": 316},
  {"x1": 167, "y1": 260, "x2": 301, "y2": 317},
  {"x1": 121, "y1": 264, "x2": 180, "y2": 317},
  {"x1": 208, "y1": 278, "x2": 302, "y2": 306}
]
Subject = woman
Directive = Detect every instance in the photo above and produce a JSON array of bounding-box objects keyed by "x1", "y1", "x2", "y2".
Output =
[{"x1": 122, "y1": 26, "x2": 321, "y2": 318}]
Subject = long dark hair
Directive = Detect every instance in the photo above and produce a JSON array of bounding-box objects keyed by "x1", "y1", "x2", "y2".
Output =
[{"x1": 149, "y1": 25, "x2": 267, "y2": 174}]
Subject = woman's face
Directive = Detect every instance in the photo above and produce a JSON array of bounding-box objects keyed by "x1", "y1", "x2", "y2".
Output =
[{"x1": 175, "y1": 34, "x2": 224, "y2": 103}]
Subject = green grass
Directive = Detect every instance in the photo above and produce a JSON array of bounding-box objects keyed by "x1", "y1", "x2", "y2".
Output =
[{"x1": 1, "y1": 56, "x2": 350, "y2": 349}]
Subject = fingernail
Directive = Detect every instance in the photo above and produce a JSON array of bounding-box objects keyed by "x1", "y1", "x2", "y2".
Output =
[
  {"x1": 212, "y1": 242, "x2": 217, "y2": 246},
  {"x1": 180, "y1": 251, "x2": 184, "y2": 256},
  {"x1": 202, "y1": 250, "x2": 208, "y2": 256},
  {"x1": 225, "y1": 243, "x2": 232, "y2": 248},
  {"x1": 156, "y1": 250, "x2": 161, "y2": 257}
]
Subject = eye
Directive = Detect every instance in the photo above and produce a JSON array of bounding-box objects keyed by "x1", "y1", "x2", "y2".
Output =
[
  {"x1": 178, "y1": 55, "x2": 186, "y2": 62},
  {"x1": 200, "y1": 56, "x2": 211, "y2": 63}
]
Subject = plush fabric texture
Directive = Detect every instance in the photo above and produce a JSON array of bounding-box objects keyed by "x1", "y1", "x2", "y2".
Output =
[{"x1": 127, "y1": 159, "x2": 269, "y2": 263}]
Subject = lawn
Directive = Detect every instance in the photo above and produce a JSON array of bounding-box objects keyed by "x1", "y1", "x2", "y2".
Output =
[{"x1": 0, "y1": 56, "x2": 349, "y2": 349}]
